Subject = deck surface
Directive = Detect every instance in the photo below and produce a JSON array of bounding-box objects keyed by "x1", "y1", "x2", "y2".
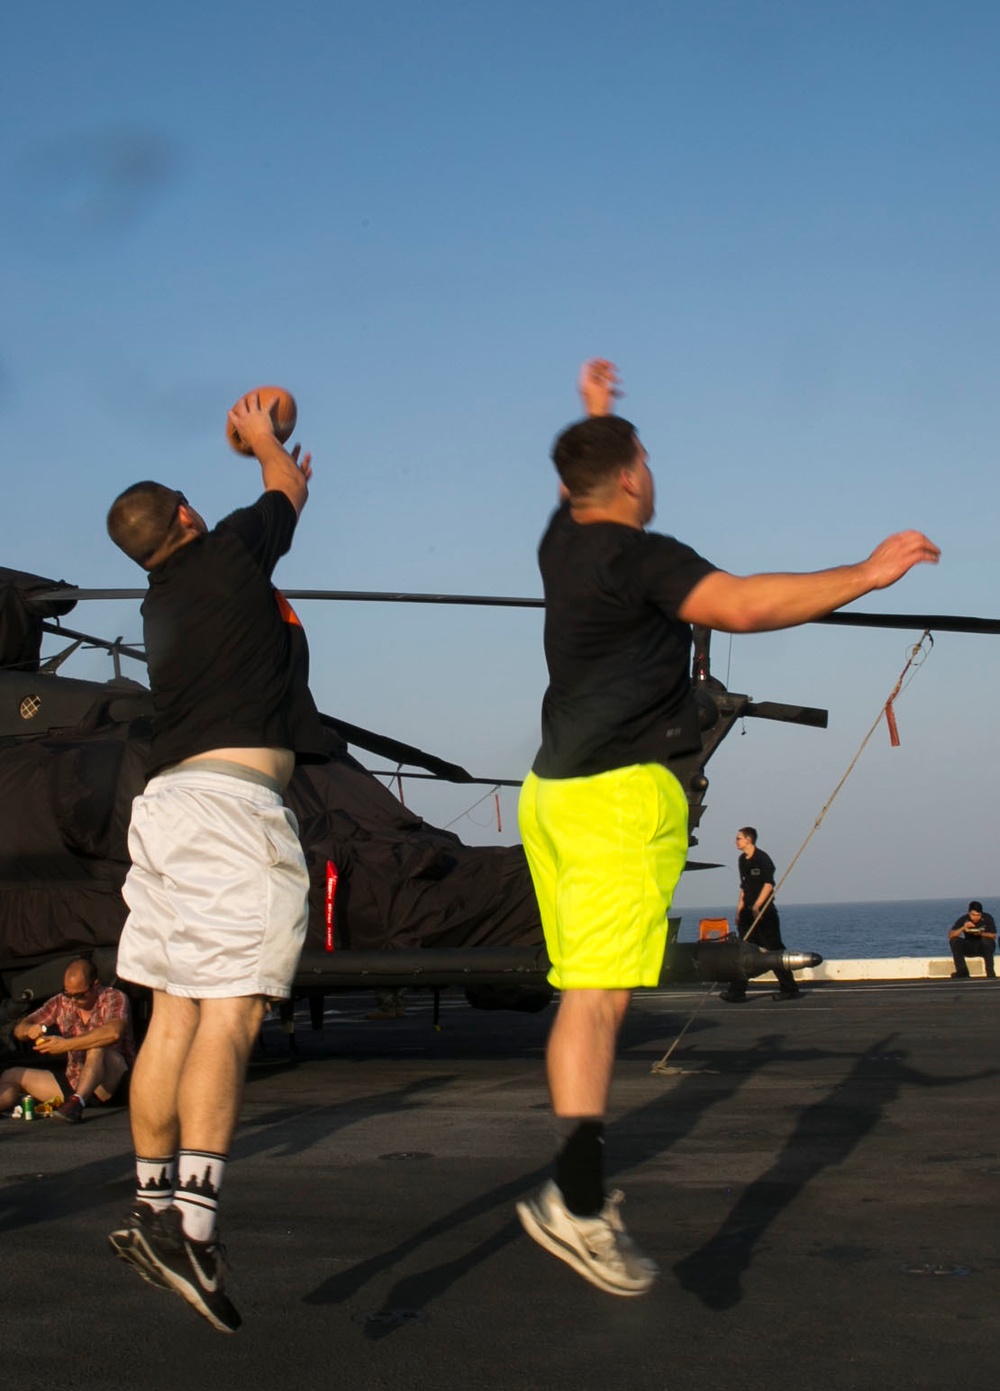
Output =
[{"x1": 3, "y1": 979, "x2": 998, "y2": 1390}]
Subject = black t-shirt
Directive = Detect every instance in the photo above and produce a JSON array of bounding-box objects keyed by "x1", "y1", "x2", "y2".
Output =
[
  {"x1": 142, "y1": 491, "x2": 327, "y2": 775},
  {"x1": 531, "y1": 504, "x2": 717, "y2": 779},
  {"x1": 739, "y1": 849, "x2": 777, "y2": 909},
  {"x1": 951, "y1": 912, "x2": 997, "y2": 936}
]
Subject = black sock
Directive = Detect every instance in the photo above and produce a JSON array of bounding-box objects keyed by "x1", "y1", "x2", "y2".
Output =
[{"x1": 555, "y1": 1119, "x2": 605, "y2": 1217}]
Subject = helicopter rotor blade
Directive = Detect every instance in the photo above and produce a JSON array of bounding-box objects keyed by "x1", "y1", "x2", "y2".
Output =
[
  {"x1": 814, "y1": 612, "x2": 1000, "y2": 635},
  {"x1": 34, "y1": 589, "x2": 1000, "y2": 636}
]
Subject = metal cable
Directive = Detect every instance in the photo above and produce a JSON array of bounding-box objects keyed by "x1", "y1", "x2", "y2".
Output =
[{"x1": 651, "y1": 631, "x2": 934, "y2": 1075}]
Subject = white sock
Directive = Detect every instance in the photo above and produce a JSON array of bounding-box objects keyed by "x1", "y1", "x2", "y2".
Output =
[
  {"x1": 174, "y1": 1150, "x2": 227, "y2": 1242},
  {"x1": 136, "y1": 1155, "x2": 177, "y2": 1212}
]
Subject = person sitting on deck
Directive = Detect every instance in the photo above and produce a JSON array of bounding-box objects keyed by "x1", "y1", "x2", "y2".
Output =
[
  {"x1": 947, "y1": 901, "x2": 997, "y2": 979},
  {"x1": 0, "y1": 958, "x2": 135, "y2": 1122}
]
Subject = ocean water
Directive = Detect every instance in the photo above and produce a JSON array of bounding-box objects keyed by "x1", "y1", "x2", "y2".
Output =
[{"x1": 672, "y1": 897, "x2": 995, "y2": 960}]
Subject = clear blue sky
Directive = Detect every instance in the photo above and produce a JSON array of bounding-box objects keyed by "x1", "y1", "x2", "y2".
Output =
[{"x1": 3, "y1": 1, "x2": 998, "y2": 910}]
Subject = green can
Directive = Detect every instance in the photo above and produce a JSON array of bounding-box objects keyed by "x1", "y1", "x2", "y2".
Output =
[{"x1": 23, "y1": 1096, "x2": 35, "y2": 1121}]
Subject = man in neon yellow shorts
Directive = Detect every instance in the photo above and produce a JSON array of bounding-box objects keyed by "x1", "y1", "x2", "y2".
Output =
[{"x1": 516, "y1": 358, "x2": 940, "y2": 1296}]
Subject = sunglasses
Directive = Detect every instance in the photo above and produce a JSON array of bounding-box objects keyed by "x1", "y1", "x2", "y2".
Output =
[{"x1": 141, "y1": 492, "x2": 190, "y2": 565}]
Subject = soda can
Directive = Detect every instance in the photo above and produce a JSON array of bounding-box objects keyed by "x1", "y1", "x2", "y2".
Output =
[{"x1": 23, "y1": 1097, "x2": 35, "y2": 1121}]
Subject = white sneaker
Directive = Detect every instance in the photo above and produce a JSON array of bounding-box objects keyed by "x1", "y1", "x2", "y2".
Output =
[{"x1": 516, "y1": 1180, "x2": 658, "y2": 1296}]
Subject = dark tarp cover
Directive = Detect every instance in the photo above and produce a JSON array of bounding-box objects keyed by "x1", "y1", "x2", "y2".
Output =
[
  {"x1": 0, "y1": 567, "x2": 78, "y2": 672},
  {"x1": 0, "y1": 679, "x2": 542, "y2": 976}
]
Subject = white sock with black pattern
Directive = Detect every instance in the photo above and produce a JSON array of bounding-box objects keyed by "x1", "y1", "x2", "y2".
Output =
[
  {"x1": 174, "y1": 1149, "x2": 227, "y2": 1243},
  {"x1": 136, "y1": 1155, "x2": 176, "y2": 1212}
]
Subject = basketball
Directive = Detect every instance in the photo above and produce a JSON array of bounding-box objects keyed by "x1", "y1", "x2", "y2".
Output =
[{"x1": 226, "y1": 385, "x2": 298, "y2": 454}]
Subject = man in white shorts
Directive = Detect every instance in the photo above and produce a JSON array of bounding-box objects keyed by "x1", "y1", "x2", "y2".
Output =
[{"x1": 104, "y1": 393, "x2": 327, "y2": 1333}]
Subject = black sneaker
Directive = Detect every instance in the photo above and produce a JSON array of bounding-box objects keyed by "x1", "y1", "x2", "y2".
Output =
[
  {"x1": 54, "y1": 1095, "x2": 85, "y2": 1124},
  {"x1": 132, "y1": 1206, "x2": 241, "y2": 1333},
  {"x1": 109, "y1": 1204, "x2": 172, "y2": 1290},
  {"x1": 719, "y1": 988, "x2": 747, "y2": 1004}
]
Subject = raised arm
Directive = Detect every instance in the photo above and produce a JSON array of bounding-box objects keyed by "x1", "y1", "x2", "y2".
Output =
[
  {"x1": 578, "y1": 359, "x2": 621, "y2": 418},
  {"x1": 679, "y1": 530, "x2": 940, "y2": 633},
  {"x1": 227, "y1": 392, "x2": 314, "y2": 517}
]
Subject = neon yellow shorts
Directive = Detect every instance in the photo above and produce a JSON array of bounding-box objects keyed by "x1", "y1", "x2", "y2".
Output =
[{"x1": 518, "y1": 763, "x2": 689, "y2": 990}]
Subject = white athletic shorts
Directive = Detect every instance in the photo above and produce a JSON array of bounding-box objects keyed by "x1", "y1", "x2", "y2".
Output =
[{"x1": 117, "y1": 765, "x2": 310, "y2": 999}]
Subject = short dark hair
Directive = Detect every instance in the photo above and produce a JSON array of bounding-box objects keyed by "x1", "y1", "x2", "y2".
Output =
[
  {"x1": 738, "y1": 826, "x2": 758, "y2": 845},
  {"x1": 107, "y1": 481, "x2": 185, "y2": 567},
  {"x1": 969, "y1": 900, "x2": 983, "y2": 913},
  {"x1": 551, "y1": 415, "x2": 639, "y2": 497}
]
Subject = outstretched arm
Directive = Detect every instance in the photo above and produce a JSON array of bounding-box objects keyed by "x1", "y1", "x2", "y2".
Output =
[
  {"x1": 679, "y1": 531, "x2": 940, "y2": 633},
  {"x1": 227, "y1": 393, "x2": 314, "y2": 517}
]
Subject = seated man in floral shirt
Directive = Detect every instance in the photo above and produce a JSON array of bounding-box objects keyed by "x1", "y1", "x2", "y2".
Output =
[{"x1": 0, "y1": 958, "x2": 135, "y2": 1123}]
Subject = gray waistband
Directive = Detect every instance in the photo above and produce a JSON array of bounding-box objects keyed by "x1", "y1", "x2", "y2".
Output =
[{"x1": 159, "y1": 758, "x2": 283, "y2": 795}]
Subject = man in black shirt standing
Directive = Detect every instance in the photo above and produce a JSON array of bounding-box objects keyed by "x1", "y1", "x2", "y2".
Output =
[
  {"x1": 105, "y1": 393, "x2": 325, "y2": 1332},
  {"x1": 720, "y1": 826, "x2": 799, "y2": 1001},
  {"x1": 515, "y1": 358, "x2": 940, "y2": 1298}
]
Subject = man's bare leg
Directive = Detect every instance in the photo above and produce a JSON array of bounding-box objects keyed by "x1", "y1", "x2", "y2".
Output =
[
  {"x1": 176, "y1": 996, "x2": 265, "y2": 1153},
  {"x1": 546, "y1": 988, "x2": 631, "y2": 1118},
  {"x1": 73, "y1": 1047, "x2": 128, "y2": 1104},
  {"x1": 545, "y1": 988, "x2": 631, "y2": 1215},
  {"x1": 126, "y1": 994, "x2": 263, "y2": 1228},
  {"x1": 517, "y1": 985, "x2": 656, "y2": 1294},
  {"x1": 130, "y1": 992, "x2": 200, "y2": 1157},
  {"x1": 0, "y1": 1067, "x2": 63, "y2": 1109},
  {"x1": 145, "y1": 996, "x2": 263, "y2": 1251},
  {"x1": 112, "y1": 990, "x2": 273, "y2": 1329},
  {"x1": 112, "y1": 993, "x2": 264, "y2": 1331}
]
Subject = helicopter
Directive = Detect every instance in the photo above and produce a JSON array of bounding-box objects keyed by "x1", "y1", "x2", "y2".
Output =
[{"x1": 3, "y1": 564, "x2": 993, "y2": 1029}]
